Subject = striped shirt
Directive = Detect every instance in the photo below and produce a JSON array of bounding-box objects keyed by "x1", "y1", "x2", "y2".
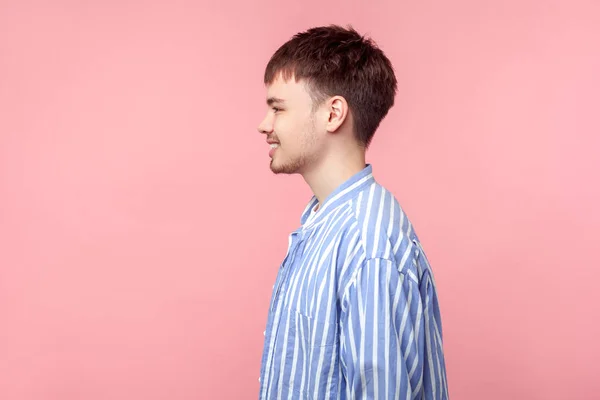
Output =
[{"x1": 259, "y1": 164, "x2": 448, "y2": 400}]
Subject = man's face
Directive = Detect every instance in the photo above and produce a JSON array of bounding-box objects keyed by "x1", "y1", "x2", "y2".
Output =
[{"x1": 258, "y1": 75, "x2": 324, "y2": 175}]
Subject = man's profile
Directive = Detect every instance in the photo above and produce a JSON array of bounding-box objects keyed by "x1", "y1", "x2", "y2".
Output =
[{"x1": 257, "y1": 25, "x2": 448, "y2": 400}]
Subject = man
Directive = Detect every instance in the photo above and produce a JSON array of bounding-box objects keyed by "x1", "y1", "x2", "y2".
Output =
[{"x1": 257, "y1": 25, "x2": 448, "y2": 400}]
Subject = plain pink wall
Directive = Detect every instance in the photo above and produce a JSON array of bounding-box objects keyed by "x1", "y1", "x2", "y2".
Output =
[{"x1": 1, "y1": 1, "x2": 599, "y2": 399}]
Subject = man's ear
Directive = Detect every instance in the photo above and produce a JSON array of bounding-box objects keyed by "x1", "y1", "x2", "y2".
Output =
[{"x1": 325, "y1": 96, "x2": 349, "y2": 133}]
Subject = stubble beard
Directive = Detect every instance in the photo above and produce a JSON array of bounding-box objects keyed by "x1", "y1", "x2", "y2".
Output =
[{"x1": 270, "y1": 117, "x2": 318, "y2": 175}]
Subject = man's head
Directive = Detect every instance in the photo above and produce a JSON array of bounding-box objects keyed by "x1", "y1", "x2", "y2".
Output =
[{"x1": 258, "y1": 25, "x2": 397, "y2": 175}]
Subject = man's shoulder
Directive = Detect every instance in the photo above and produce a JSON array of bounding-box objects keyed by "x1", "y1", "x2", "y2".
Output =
[
  {"x1": 349, "y1": 181, "x2": 401, "y2": 219},
  {"x1": 345, "y1": 181, "x2": 414, "y2": 261}
]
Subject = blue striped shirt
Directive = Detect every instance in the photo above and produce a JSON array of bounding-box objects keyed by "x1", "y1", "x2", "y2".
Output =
[{"x1": 259, "y1": 165, "x2": 448, "y2": 399}]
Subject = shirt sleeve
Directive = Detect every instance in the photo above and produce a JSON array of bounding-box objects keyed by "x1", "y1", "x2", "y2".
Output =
[{"x1": 339, "y1": 257, "x2": 448, "y2": 399}]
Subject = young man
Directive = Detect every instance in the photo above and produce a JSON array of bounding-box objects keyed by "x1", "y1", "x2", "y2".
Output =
[{"x1": 257, "y1": 25, "x2": 448, "y2": 400}]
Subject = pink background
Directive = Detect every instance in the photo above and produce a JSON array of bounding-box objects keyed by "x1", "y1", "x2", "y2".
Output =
[{"x1": 1, "y1": 0, "x2": 599, "y2": 399}]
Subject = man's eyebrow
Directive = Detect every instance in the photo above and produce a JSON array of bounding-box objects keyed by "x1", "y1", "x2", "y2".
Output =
[{"x1": 267, "y1": 97, "x2": 285, "y2": 106}]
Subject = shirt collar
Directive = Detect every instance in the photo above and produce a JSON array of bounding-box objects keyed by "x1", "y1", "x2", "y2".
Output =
[{"x1": 300, "y1": 164, "x2": 375, "y2": 229}]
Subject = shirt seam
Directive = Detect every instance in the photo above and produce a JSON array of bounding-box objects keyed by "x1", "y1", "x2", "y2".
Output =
[{"x1": 340, "y1": 255, "x2": 413, "y2": 314}]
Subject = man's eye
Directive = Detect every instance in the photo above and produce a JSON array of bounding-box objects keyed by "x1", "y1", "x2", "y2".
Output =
[{"x1": 272, "y1": 107, "x2": 281, "y2": 113}]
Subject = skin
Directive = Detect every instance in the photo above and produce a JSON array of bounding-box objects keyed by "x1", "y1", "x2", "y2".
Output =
[{"x1": 257, "y1": 73, "x2": 367, "y2": 209}]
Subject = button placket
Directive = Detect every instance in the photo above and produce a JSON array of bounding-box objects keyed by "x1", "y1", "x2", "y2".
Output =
[
  {"x1": 263, "y1": 231, "x2": 304, "y2": 393},
  {"x1": 271, "y1": 233, "x2": 300, "y2": 312}
]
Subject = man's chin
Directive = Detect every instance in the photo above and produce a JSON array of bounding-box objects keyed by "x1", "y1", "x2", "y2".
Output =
[
  {"x1": 270, "y1": 160, "x2": 299, "y2": 175},
  {"x1": 270, "y1": 166, "x2": 295, "y2": 175}
]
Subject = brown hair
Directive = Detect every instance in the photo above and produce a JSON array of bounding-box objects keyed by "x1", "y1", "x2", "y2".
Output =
[{"x1": 264, "y1": 25, "x2": 397, "y2": 148}]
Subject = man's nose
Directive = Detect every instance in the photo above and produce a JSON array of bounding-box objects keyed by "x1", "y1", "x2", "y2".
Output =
[{"x1": 258, "y1": 114, "x2": 273, "y2": 135}]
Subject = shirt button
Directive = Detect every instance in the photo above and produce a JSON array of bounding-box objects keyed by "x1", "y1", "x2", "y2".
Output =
[
  {"x1": 263, "y1": 330, "x2": 266, "y2": 336},
  {"x1": 258, "y1": 377, "x2": 261, "y2": 382}
]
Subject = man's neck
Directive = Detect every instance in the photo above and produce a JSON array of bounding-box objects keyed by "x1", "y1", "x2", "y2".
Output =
[{"x1": 302, "y1": 151, "x2": 366, "y2": 208}]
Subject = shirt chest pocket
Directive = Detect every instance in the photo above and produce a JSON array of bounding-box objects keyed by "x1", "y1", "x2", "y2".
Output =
[
  {"x1": 292, "y1": 310, "x2": 338, "y2": 349},
  {"x1": 287, "y1": 310, "x2": 339, "y2": 399}
]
